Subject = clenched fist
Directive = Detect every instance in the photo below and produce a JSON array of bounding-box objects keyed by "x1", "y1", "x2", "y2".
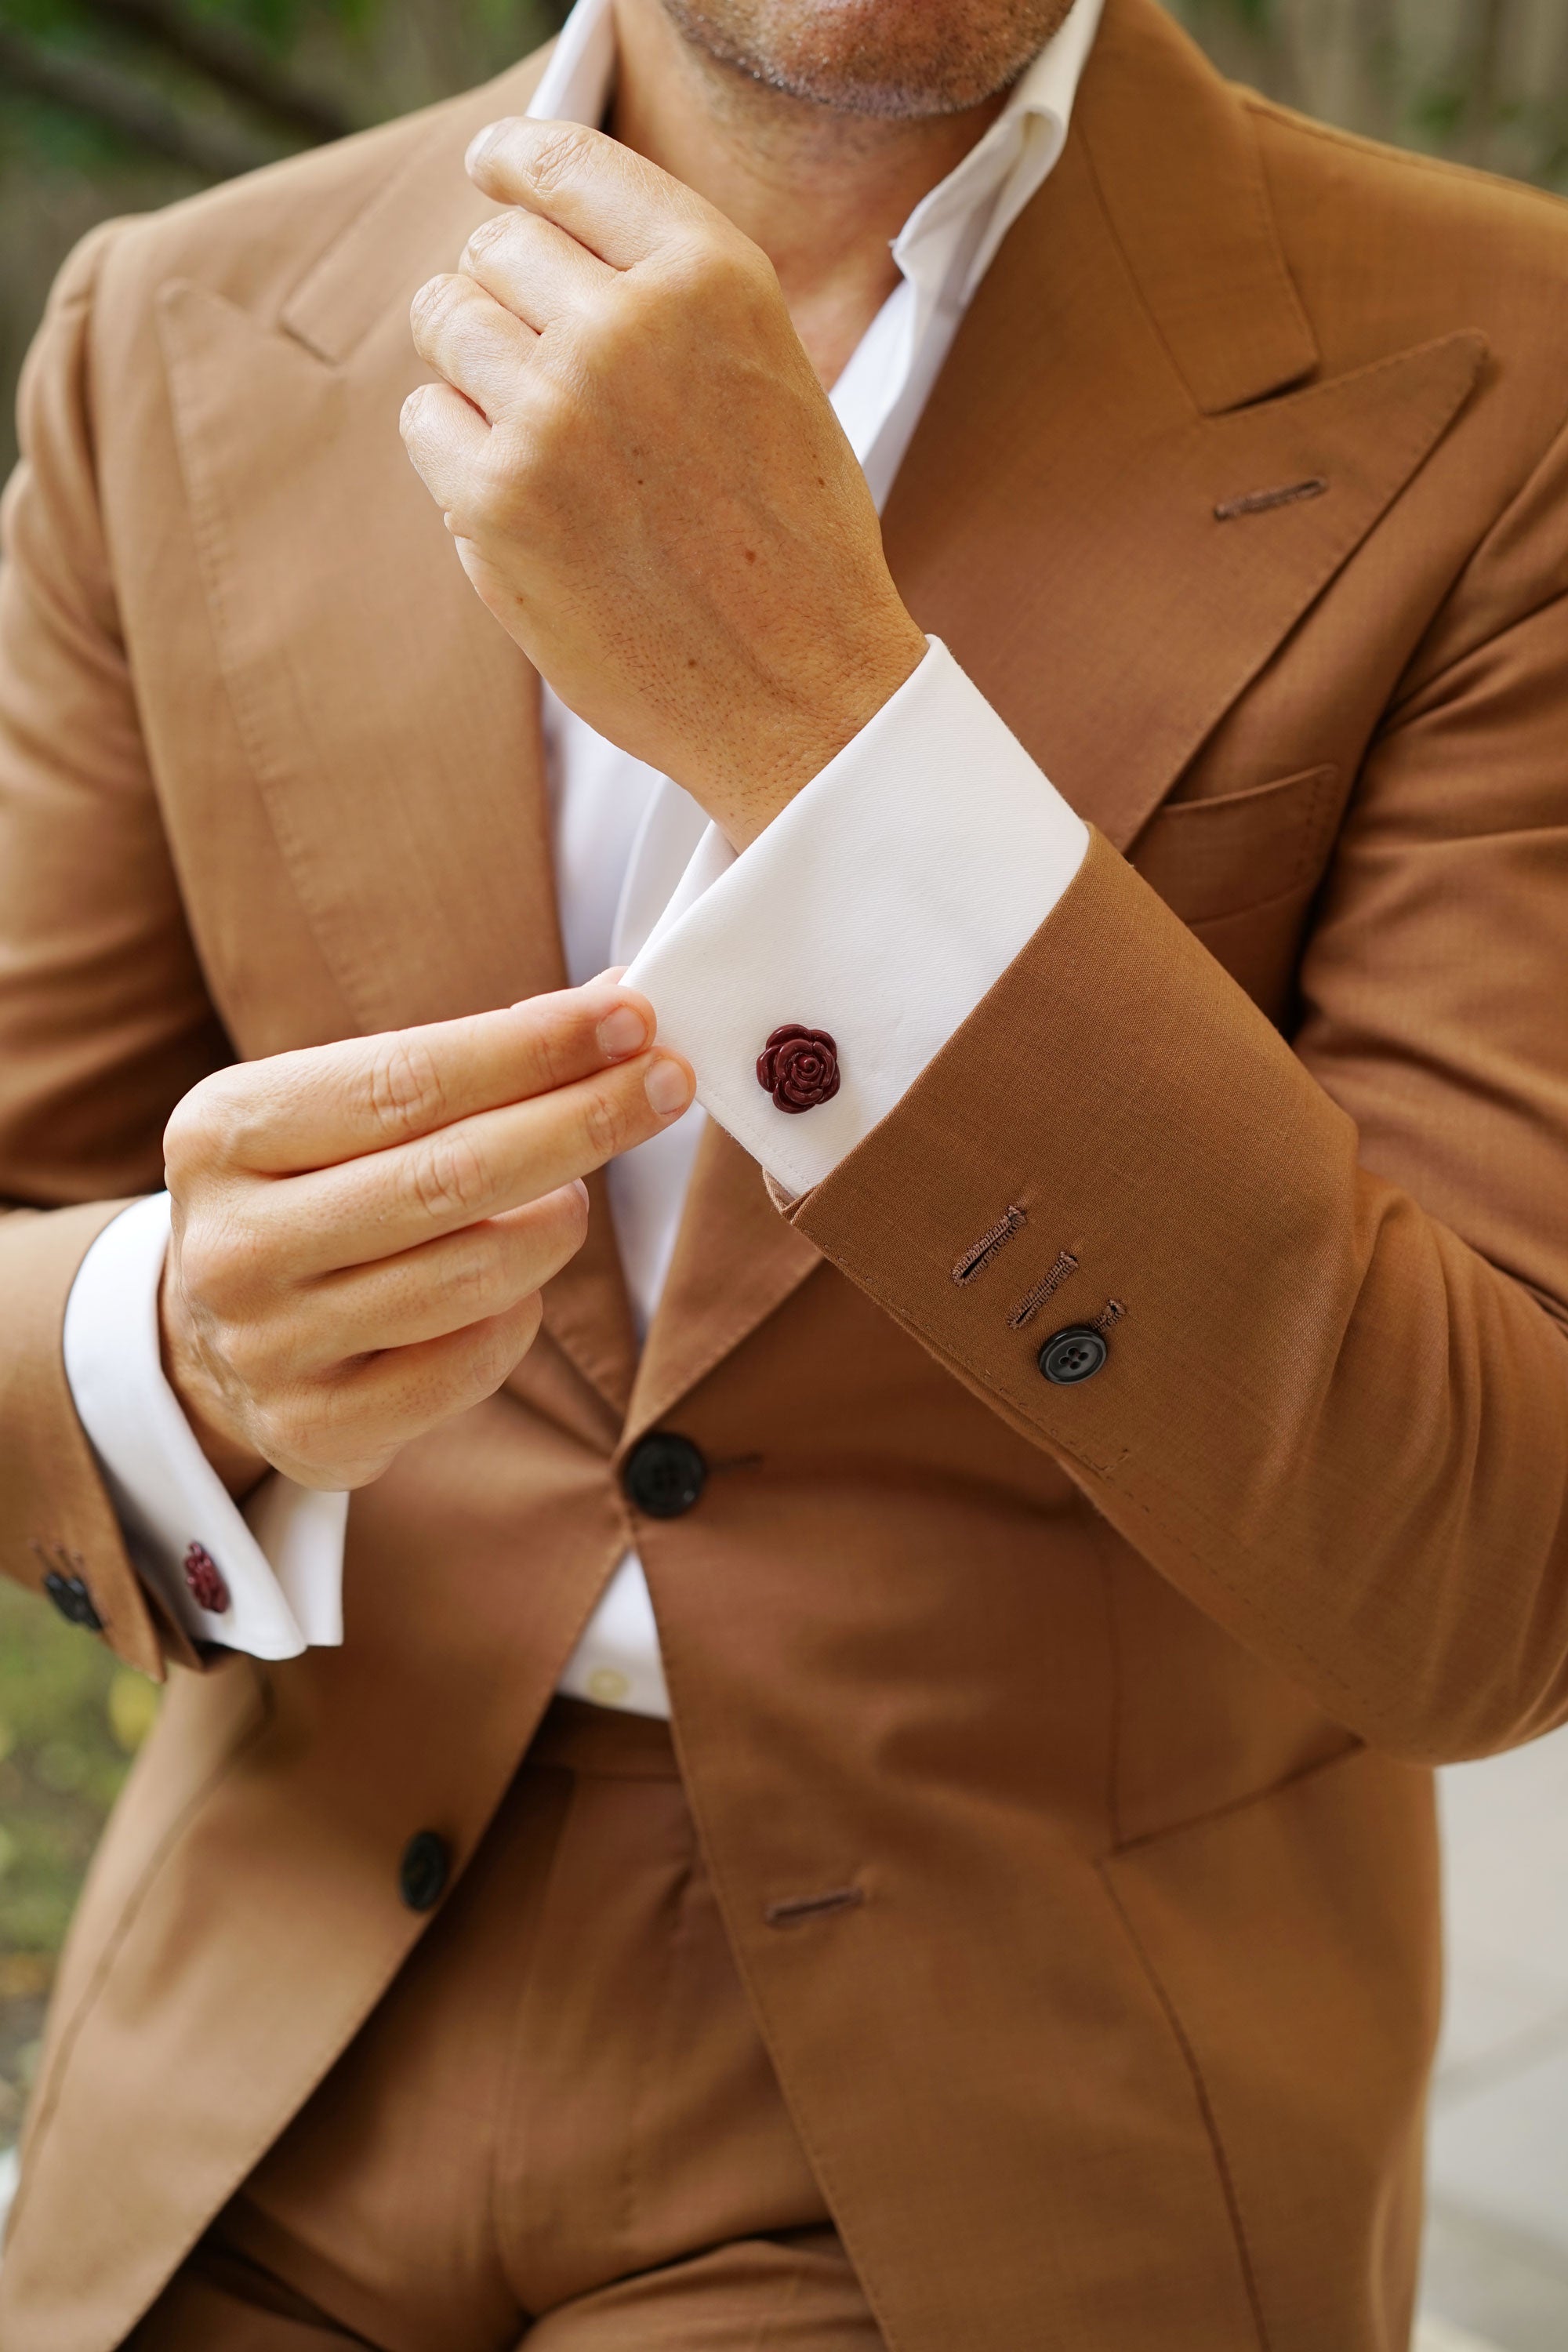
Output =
[
  {"x1": 159, "y1": 981, "x2": 692, "y2": 1494},
  {"x1": 400, "y1": 116, "x2": 927, "y2": 848}
]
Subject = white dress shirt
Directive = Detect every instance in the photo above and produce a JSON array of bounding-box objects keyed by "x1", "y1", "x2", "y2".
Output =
[{"x1": 62, "y1": 0, "x2": 1102, "y2": 1713}]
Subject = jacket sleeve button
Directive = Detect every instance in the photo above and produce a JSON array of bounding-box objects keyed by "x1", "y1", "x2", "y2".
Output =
[
  {"x1": 398, "y1": 1830, "x2": 452, "y2": 1912},
  {"x1": 40, "y1": 1566, "x2": 104, "y2": 1632},
  {"x1": 1037, "y1": 1326, "x2": 1109, "y2": 1385}
]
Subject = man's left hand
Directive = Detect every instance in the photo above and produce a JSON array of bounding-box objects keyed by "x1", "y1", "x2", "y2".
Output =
[{"x1": 401, "y1": 117, "x2": 927, "y2": 847}]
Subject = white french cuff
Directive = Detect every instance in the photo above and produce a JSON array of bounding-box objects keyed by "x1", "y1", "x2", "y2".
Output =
[
  {"x1": 623, "y1": 637, "x2": 1091, "y2": 1196},
  {"x1": 61, "y1": 1192, "x2": 347, "y2": 1659}
]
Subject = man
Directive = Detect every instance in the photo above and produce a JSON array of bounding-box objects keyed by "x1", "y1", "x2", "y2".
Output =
[{"x1": 2, "y1": 0, "x2": 1566, "y2": 2339}]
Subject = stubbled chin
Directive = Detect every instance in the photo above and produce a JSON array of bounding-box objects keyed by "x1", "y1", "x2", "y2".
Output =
[{"x1": 660, "y1": 0, "x2": 1076, "y2": 124}]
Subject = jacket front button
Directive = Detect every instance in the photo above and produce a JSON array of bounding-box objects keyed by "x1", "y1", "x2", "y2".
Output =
[
  {"x1": 1038, "y1": 1326, "x2": 1109, "y2": 1385},
  {"x1": 622, "y1": 1433, "x2": 707, "y2": 1519},
  {"x1": 42, "y1": 1569, "x2": 103, "y2": 1632},
  {"x1": 398, "y1": 1830, "x2": 451, "y2": 1912}
]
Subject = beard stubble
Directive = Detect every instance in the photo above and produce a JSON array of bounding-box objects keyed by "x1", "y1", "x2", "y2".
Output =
[{"x1": 657, "y1": 0, "x2": 1080, "y2": 122}]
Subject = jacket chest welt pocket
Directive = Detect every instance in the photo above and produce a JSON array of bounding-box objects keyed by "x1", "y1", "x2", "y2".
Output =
[{"x1": 1128, "y1": 764, "x2": 1341, "y2": 927}]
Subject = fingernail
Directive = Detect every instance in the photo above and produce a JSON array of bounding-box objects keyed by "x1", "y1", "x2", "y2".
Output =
[
  {"x1": 572, "y1": 1178, "x2": 590, "y2": 1210},
  {"x1": 644, "y1": 1058, "x2": 693, "y2": 1118},
  {"x1": 597, "y1": 1004, "x2": 648, "y2": 1060},
  {"x1": 465, "y1": 120, "x2": 510, "y2": 174}
]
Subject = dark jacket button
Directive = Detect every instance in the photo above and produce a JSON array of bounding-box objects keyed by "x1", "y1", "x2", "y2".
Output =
[
  {"x1": 398, "y1": 1830, "x2": 451, "y2": 1912},
  {"x1": 1038, "y1": 1326, "x2": 1109, "y2": 1385},
  {"x1": 622, "y1": 1433, "x2": 707, "y2": 1519},
  {"x1": 42, "y1": 1569, "x2": 103, "y2": 1632}
]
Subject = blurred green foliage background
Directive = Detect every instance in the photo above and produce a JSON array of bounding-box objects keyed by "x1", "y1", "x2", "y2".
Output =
[
  {"x1": 2, "y1": 0, "x2": 1566, "y2": 2151},
  {"x1": 4, "y1": 0, "x2": 1568, "y2": 475},
  {"x1": 0, "y1": 0, "x2": 575, "y2": 475},
  {"x1": 0, "y1": 1580, "x2": 156, "y2": 2144}
]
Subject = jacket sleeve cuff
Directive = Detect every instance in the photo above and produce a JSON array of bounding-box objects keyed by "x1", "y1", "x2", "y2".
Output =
[
  {"x1": 622, "y1": 637, "x2": 1089, "y2": 1197},
  {"x1": 61, "y1": 1193, "x2": 347, "y2": 1659}
]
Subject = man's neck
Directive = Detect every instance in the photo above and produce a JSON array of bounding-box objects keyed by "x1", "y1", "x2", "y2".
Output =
[{"x1": 608, "y1": 0, "x2": 1009, "y2": 387}]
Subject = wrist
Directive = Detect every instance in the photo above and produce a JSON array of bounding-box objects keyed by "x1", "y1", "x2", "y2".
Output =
[
  {"x1": 705, "y1": 611, "x2": 929, "y2": 849},
  {"x1": 158, "y1": 1257, "x2": 270, "y2": 1502}
]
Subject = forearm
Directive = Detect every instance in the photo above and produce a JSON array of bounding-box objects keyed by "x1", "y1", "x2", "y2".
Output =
[
  {"x1": 0, "y1": 1199, "x2": 173, "y2": 1675},
  {"x1": 789, "y1": 833, "x2": 1568, "y2": 1763},
  {"x1": 617, "y1": 598, "x2": 1568, "y2": 1765}
]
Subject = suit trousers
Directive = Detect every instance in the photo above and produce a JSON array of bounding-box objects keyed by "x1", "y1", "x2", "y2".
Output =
[{"x1": 122, "y1": 1700, "x2": 882, "y2": 2352}]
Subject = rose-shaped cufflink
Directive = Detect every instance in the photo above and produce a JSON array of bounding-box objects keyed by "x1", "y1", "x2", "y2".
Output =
[
  {"x1": 756, "y1": 1025, "x2": 840, "y2": 1113},
  {"x1": 183, "y1": 1541, "x2": 230, "y2": 1614}
]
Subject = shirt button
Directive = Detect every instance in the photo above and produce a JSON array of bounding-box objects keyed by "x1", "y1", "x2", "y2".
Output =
[
  {"x1": 397, "y1": 1830, "x2": 452, "y2": 1913},
  {"x1": 622, "y1": 1432, "x2": 708, "y2": 1519},
  {"x1": 586, "y1": 1667, "x2": 631, "y2": 1707},
  {"x1": 1038, "y1": 1326, "x2": 1109, "y2": 1385}
]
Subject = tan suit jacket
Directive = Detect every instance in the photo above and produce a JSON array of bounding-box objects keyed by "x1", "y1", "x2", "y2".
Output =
[{"x1": 3, "y1": 2, "x2": 1568, "y2": 2344}]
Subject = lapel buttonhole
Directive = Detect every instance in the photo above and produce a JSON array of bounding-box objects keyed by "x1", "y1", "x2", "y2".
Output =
[{"x1": 1214, "y1": 477, "x2": 1330, "y2": 522}]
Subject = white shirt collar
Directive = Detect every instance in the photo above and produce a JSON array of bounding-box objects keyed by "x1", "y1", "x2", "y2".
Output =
[
  {"x1": 529, "y1": 0, "x2": 1102, "y2": 303},
  {"x1": 525, "y1": 0, "x2": 1101, "y2": 503},
  {"x1": 528, "y1": 0, "x2": 618, "y2": 126},
  {"x1": 891, "y1": 0, "x2": 1104, "y2": 303}
]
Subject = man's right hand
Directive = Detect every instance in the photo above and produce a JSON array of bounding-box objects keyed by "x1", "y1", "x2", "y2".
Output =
[{"x1": 158, "y1": 981, "x2": 692, "y2": 1496}]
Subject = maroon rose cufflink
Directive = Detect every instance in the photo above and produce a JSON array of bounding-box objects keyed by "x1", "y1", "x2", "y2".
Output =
[
  {"x1": 757, "y1": 1025, "x2": 840, "y2": 1113},
  {"x1": 183, "y1": 1541, "x2": 230, "y2": 1614}
]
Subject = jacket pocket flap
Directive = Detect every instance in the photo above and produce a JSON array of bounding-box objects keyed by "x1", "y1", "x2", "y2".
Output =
[{"x1": 1130, "y1": 764, "x2": 1340, "y2": 924}]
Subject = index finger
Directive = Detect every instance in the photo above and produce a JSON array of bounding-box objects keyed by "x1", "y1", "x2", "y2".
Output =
[
  {"x1": 465, "y1": 116, "x2": 716, "y2": 271},
  {"x1": 168, "y1": 982, "x2": 657, "y2": 1179}
]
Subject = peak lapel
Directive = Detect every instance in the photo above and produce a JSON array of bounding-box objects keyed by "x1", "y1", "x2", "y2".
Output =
[
  {"x1": 1075, "y1": 0, "x2": 1317, "y2": 417},
  {"x1": 160, "y1": 278, "x2": 551, "y2": 1033},
  {"x1": 626, "y1": 0, "x2": 1486, "y2": 1436},
  {"x1": 883, "y1": 0, "x2": 1484, "y2": 856},
  {"x1": 625, "y1": 1118, "x2": 822, "y2": 1449},
  {"x1": 158, "y1": 64, "x2": 639, "y2": 1412}
]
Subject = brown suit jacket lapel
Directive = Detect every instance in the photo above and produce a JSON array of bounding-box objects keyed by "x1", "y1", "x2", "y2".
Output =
[
  {"x1": 882, "y1": 0, "x2": 1484, "y2": 857},
  {"x1": 636, "y1": 0, "x2": 1483, "y2": 1425},
  {"x1": 626, "y1": 1119, "x2": 822, "y2": 1448},
  {"x1": 157, "y1": 0, "x2": 1483, "y2": 1440},
  {"x1": 158, "y1": 51, "x2": 641, "y2": 1416}
]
